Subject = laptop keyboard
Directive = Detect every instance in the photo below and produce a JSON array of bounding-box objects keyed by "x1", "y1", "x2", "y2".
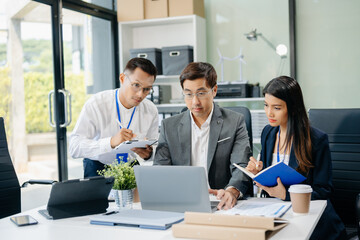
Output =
[{"x1": 38, "y1": 209, "x2": 53, "y2": 220}]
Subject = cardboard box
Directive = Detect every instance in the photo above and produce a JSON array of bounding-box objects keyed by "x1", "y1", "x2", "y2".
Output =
[
  {"x1": 169, "y1": 0, "x2": 205, "y2": 18},
  {"x1": 145, "y1": 0, "x2": 168, "y2": 19},
  {"x1": 172, "y1": 213, "x2": 288, "y2": 240},
  {"x1": 117, "y1": 0, "x2": 144, "y2": 22}
]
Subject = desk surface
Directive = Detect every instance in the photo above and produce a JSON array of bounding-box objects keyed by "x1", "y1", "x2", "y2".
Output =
[{"x1": 0, "y1": 198, "x2": 326, "y2": 240}]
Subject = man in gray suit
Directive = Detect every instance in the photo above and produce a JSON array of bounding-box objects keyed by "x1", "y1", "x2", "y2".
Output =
[{"x1": 154, "y1": 62, "x2": 251, "y2": 210}]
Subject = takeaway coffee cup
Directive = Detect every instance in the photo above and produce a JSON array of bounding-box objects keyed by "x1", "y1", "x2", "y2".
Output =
[{"x1": 288, "y1": 184, "x2": 313, "y2": 215}]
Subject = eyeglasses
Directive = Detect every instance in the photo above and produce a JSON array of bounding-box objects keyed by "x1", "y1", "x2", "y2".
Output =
[
  {"x1": 125, "y1": 75, "x2": 154, "y2": 95},
  {"x1": 182, "y1": 88, "x2": 214, "y2": 100}
]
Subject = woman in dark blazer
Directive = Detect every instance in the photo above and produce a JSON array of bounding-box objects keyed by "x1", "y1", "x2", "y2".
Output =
[{"x1": 246, "y1": 76, "x2": 346, "y2": 240}]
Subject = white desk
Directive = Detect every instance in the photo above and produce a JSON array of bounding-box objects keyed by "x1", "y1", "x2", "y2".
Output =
[{"x1": 0, "y1": 199, "x2": 326, "y2": 240}]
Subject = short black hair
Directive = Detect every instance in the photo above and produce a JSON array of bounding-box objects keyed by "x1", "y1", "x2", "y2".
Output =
[
  {"x1": 124, "y1": 58, "x2": 157, "y2": 79},
  {"x1": 180, "y1": 62, "x2": 217, "y2": 89}
]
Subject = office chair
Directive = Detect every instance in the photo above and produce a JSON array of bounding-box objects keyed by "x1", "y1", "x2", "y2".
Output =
[
  {"x1": 0, "y1": 117, "x2": 55, "y2": 219},
  {"x1": 225, "y1": 106, "x2": 253, "y2": 152},
  {"x1": 309, "y1": 108, "x2": 360, "y2": 238},
  {"x1": 180, "y1": 106, "x2": 253, "y2": 152}
]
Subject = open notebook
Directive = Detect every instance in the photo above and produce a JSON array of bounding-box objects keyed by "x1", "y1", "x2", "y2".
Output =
[{"x1": 233, "y1": 162, "x2": 306, "y2": 187}]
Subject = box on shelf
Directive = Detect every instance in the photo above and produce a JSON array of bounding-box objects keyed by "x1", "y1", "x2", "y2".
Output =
[
  {"x1": 117, "y1": 0, "x2": 144, "y2": 22},
  {"x1": 130, "y1": 48, "x2": 162, "y2": 75},
  {"x1": 145, "y1": 0, "x2": 168, "y2": 19},
  {"x1": 169, "y1": 0, "x2": 205, "y2": 18},
  {"x1": 162, "y1": 45, "x2": 194, "y2": 76}
]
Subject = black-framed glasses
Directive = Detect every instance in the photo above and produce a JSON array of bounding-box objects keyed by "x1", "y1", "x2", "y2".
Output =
[
  {"x1": 182, "y1": 88, "x2": 214, "y2": 100},
  {"x1": 125, "y1": 75, "x2": 154, "y2": 95}
]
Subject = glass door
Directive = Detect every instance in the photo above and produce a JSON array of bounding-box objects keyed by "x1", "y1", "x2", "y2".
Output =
[
  {"x1": 1, "y1": 0, "x2": 118, "y2": 182},
  {"x1": 61, "y1": 8, "x2": 117, "y2": 179},
  {"x1": 2, "y1": 2, "x2": 59, "y2": 182}
]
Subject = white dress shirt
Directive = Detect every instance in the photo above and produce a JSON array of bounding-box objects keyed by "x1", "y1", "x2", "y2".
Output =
[
  {"x1": 190, "y1": 104, "x2": 214, "y2": 181},
  {"x1": 69, "y1": 89, "x2": 159, "y2": 164}
]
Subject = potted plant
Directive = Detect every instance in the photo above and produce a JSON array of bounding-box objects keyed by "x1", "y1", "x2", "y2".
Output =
[{"x1": 98, "y1": 159, "x2": 137, "y2": 209}]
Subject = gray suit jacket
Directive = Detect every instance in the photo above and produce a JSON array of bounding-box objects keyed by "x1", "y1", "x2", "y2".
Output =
[{"x1": 154, "y1": 104, "x2": 252, "y2": 195}]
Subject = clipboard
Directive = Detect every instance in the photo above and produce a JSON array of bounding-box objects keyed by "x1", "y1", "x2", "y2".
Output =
[
  {"x1": 115, "y1": 139, "x2": 158, "y2": 150},
  {"x1": 98, "y1": 139, "x2": 158, "y2": 164}
]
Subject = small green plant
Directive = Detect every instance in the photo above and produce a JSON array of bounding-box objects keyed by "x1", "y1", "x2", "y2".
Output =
[{"x1": 98, "y1": 160, "x2": 137, "y2": 190}]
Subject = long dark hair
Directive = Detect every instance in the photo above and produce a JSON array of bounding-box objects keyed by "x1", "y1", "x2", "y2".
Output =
[{"x1": 263, "y1": 76, "x2": 313, "y2": 173}]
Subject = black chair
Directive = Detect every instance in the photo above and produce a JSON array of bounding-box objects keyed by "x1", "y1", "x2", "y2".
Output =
[
  {"x1": 0, "y1": 118, "x2": 21, "y2": 218},
  {"x1": 180, "y1": 106, "x2": 253, "y2": 152},
  {"x1": 0, "y1": 117, "x2": 55, "y2": 219},
  {"x1": 309, "y1": 108, "x2": 360, "y2": 237},
  {"x1": 225, "y1": 106, "x2": 253, "y2": 152}
]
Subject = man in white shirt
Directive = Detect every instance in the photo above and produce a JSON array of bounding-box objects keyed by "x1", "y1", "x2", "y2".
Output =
[
  {"x1": 154, "y1": 62, "x2": 251, "y2": 210},
  {"x1": 69, "y1": 58, "x2": 159, "y2": 178}
]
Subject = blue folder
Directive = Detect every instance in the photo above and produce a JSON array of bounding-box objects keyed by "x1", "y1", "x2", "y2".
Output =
[
  {"x1": 90, "y1": 209, "x2": 184, "y2": 230},
  {"x1": 234, "y1": 162, "x2": 306, "y2": 187}
]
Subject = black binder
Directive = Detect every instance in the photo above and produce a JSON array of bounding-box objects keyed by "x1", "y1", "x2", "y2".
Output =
[{"x1": 42, "y1": 176, "x2": 114, "y2": 220}]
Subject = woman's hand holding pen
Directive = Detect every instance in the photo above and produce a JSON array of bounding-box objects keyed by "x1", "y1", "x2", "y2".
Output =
[
  {"x1": 110, "y1": 128, "x2": 136, "y2": 148},
  {"x1": 246, "y1": 155, "x2": 263, "y2": 175}
]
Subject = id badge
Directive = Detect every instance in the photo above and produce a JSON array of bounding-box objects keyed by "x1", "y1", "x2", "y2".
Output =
[{"x1": 116, "y1": 153, "x2": 128, "y2": 163}]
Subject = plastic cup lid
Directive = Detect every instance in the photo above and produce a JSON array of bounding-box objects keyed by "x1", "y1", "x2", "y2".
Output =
[{"x1": 288, "y1": 184, "x2": 313, "y2": 193}]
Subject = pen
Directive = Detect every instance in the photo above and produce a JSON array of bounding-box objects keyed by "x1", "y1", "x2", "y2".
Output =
[
  {"x1": 116, "y1": 118, "x2": 125, "y2": 129},
  {"x1": 256, "y1": 153, "x2": 261, "y2": 169},
  {"x1": 218, "y1": 137, "x2": 231, "y2": 143},
  {"x1": 104, "y1": 210, "x2": 118, "y2": 215}
]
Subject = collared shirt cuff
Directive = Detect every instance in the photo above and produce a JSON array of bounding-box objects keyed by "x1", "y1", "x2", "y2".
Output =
[
  {"x1": 100, "y1": 137, "x2": 113, "y2": 154},
  {"x1": 226, "y1": 186, "x2": 243, "y2": 200}
]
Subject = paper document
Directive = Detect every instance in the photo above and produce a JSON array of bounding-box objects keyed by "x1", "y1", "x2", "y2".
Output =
[
  {"x1": 115, "y1": 139, "x2": 158, "y2": 151},
  {"x1": 218, "y1": 199, "x2": 291, "y2": 218},
  {"x1": 98, "y1": 139, "x2": 157, "y2": 164}
]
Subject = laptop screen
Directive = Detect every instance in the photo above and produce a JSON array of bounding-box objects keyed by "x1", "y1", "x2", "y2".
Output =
[{"x1": 134, "y1": 166, "x2": 213, "y2": 213}]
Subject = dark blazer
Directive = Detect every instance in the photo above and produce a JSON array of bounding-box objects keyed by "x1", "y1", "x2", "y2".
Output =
[
  {"x1": 260, "y1": 125, "x2": 346, "y2": 240},
  {"x1": 154, "y1": 104, "x2": 252, "y2": 195},
  {"x1": 260, "y1": 125, "x2": 333, "y2": 201}
]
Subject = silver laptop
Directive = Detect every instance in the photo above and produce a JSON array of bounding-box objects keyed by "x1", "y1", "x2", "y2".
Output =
[{"x1": 134, "y1": 166, "x2": 217, "y2": 213}]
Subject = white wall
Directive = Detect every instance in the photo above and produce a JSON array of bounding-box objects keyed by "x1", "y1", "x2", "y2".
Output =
[
  {"x1": 296, "y1": 0, "x2": 360, "y2": 109},
  {"x1": 205, "y1": 0, "x2": 290, "y2": 87}
]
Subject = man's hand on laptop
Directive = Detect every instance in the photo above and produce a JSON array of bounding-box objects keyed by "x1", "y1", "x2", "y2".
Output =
[{"x1": 209, "y1": 188, "x2": 239, "y2": 210}]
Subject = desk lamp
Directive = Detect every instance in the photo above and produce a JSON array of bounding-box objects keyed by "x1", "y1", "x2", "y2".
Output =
[{"x1": 245, "y1": 29, "x2": 287, "y2": 75}]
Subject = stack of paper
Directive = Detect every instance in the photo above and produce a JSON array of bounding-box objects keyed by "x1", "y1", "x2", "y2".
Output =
[{"x1": 218, "y1": 200, "x2": 291, "y2": 218}]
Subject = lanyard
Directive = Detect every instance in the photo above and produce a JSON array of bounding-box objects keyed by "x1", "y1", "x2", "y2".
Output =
[
  {"x1": 115, "y1": 89, "x2": 136, "y2": 129},
  {"x1": 277, "y1": 128, "x2": 287, "y2": 163}
]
